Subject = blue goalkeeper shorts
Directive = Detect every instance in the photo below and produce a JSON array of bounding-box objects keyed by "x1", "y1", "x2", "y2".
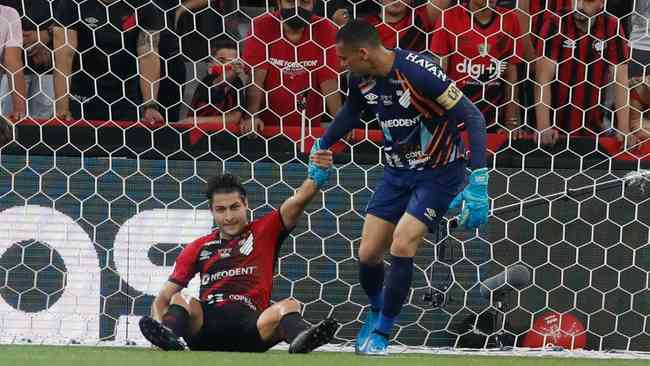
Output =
[{"x1": 366, "y1": 160, "x2": 466, "y2": 232}]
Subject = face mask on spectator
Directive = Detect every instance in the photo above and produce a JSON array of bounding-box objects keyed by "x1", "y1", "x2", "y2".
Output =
[{"x1": 280, "y1": 6, "x2": 312, "y2": 29}]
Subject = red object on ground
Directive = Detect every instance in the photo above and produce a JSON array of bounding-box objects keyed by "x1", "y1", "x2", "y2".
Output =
[{"x1": 521, "y1": 312, "x2": 587, "y2": 350}]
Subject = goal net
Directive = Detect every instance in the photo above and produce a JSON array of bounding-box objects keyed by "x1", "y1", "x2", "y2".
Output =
[{"x1": 0, "y1": 0, "x2": 649, "y2": 353}]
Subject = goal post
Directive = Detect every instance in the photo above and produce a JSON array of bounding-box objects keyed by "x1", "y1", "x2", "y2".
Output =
[
  {"x1": 0, "y1": 125, "x2": 648, "y2": 350},
  {"x1": 0, "y1": 0, "x2": 649, "y2": 353}
]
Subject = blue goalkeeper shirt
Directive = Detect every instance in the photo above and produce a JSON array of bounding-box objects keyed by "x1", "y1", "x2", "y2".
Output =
[{"x1": 321, "y1": 48, "x2": 487, "y2": 170}]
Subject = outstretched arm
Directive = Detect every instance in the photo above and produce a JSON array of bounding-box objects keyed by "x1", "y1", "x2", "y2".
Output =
[
  {"x1": 279, "y1": 149, "x2": 333, "y2": 228},
  {"x1": 320, "y1": 76, "x2": 365, "y2": 149},
  {"x1": 320, "y1": 100, "x2": 363, "y2": 149}
]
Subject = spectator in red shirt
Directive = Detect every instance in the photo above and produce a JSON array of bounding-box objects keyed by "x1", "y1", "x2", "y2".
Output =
[
  {"x1": 431, "y1": 0, "x2": 525, "y2": 134},
  {"x1": 534, "y1": 0, "x2": 631, "y2": 147},
  {"x1": 428, "y1": 0, "x2": 535, "y2": 60},
  {"x1": 181, "y1": 39, "x2": 247, "y2": 125},
  {"x1": 363, "y1": 0, "x2": 438, "y2": 52},
  {"x1": 241, "y1": 0, "x2": 342, "y2": 135}
]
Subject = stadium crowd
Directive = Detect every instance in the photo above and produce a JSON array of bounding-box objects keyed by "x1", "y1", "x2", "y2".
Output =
[{"x1": 0, "y1": 0, "x2": 648, "y2": 149}]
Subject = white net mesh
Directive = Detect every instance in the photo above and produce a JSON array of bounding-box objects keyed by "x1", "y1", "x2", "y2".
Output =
[{"x1": 0, "y1": 0, "x2": 649, "y2": 353}]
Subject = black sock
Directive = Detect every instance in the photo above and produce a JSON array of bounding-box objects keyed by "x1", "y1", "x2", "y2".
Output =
[
  {"x1": 161, "y1": 304, "x2": 190, "y2": 338},
  {"x1": 359, "y1": 261, "x2": 385, "y2": 313},
  {"x1": 377, "y1": 255, "x2": 414, "y2": 335},
  {"x1": 280, "y1": 312, "x2": 310, "y2": 343}
]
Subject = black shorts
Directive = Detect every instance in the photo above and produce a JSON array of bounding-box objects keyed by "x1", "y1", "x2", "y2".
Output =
[{"x1": 184, "y1": 301, "x2": 273, "y2": 352}]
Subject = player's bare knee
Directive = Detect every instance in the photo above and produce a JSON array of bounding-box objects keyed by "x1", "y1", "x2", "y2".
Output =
[
  {"x1": 391, "y1": 230, "x2": 419, "y2": 257},
  {"x1": 358, "y1": 249, "x2": 381, "y2": 265},
  {"x1": 169, "y1": 293, "x2": 193, "y2": 311},
  {"x1": 277, "y1": 298, "x2": 301, "y2": 316},
  {"x1": 358, "y1": 241, "x2": 385, "y2": 265}
]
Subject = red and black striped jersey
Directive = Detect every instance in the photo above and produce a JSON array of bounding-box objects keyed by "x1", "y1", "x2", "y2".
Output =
[
  {"x1": 431, "y1": 5, "x2": 525, "y2": 125},
  {"x1": 538, "y1": 11, "x2": 629, "y2": 133},
  {"x1": 169, "y1": 210, "x2": 289, "y2": 312},
  {"x1": 530, "y1": 0, "x2": 573, "y2": 35},
  {"x1": 364, "y1": 5, "x2": 436, "y2": 53}
]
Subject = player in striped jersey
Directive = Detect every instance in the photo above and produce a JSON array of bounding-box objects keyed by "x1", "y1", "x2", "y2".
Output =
[
  {"x1": 310, "y1": 20, "x2": 489, "y2": 355},
  {"x1": 534, "y1": 0, "x2": 631, "y2": 146}
]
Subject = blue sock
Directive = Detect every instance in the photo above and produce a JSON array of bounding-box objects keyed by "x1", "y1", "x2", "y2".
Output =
[
  {"x1": 359, "y1": 261, "x2": 385, "y2": 313},
  {"x1": 376, "y1": 255, "x2": 413, "y2": 336}
]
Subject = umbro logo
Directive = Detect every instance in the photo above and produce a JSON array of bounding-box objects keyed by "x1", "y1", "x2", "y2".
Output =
[
  {"x1": 424, "y1": 208, "x2": 437, "y2": 221},
  {"x1": 562, "y1": 39, "x2": 576, "y2": 49},
  {"x1": 199, "y1": 250, "x2": 212, "y2": 261},
  {"x1": 84, "y1": 17, "x2": 100, "y2": 28},
  {"x1": 364, "y1": 93, "x2": 378, "y2": 105}
]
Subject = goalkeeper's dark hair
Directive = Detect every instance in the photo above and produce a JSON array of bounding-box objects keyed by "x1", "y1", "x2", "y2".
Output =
[
  {"x1": 336, "y1": 19, "x2": 382, "y2": 49},
  {"x1": 206, "y1": 172, "x2": 247, "y2": 204}
]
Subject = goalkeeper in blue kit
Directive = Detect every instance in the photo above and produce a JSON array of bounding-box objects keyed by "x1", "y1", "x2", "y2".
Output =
[{"x1": 309, "y1": 20, "x2": 489, "y2": 356}]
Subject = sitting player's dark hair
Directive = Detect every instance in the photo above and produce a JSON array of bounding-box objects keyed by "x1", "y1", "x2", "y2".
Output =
[
  {"x1": 206, "y1": 172, "x2": 247, "y2": 203},
  {"x1": 336, "y1": 19, "x2": 381, "y2": 49}
]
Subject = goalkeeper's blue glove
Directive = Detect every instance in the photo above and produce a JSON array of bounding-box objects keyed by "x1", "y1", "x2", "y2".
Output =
[
  {"x1": 449, "y1": 168, "x2": 489, "y2": 230},
  {"x1": 308, "y1": 139, "x2": 331, "y2": 188}
]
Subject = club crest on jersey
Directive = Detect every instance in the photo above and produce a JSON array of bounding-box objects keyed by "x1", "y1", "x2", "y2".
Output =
[
  {"x1": 365, "y1": 93, "x2": 379, "y2": 105},
  {"x1": 239, "y1": 234, "x2": 254, "y2": 256},
  {"x1": 593, "y1": 40, "x2": 605, "y2": 53},
  {"x1": 399, "y1": 89, "x2": 411, "y2": 108}
]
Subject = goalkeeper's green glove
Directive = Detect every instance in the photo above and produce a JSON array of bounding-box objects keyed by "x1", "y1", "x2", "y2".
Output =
[{"x1": 449, "y1": 168, "x2": 489, "y2": 230}]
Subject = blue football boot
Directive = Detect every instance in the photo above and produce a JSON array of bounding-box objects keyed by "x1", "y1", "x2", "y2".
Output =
[{"x1": 357, "y1": 331, "x2": 389, "y2": 356}]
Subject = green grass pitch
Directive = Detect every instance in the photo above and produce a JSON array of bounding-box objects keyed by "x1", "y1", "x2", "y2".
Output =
[{"x1": 0, "y1": 346, "x2": 648, "y2": 366}]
